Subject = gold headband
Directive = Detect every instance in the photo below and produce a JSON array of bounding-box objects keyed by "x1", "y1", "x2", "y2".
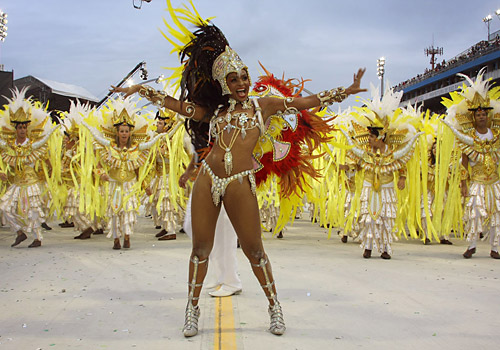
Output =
[
  {"x1": 9, "y1": 108, "x2": 31, "y2": 124},
  {"x1": 467, "y1": 92, "x2": 492, "y2": 111},
  {"x1": 112, "y1": 109, "x2": 135, "y2": 128},
  {"x1": 212, "y1": 45, "x2": 250, "y2": 95}
]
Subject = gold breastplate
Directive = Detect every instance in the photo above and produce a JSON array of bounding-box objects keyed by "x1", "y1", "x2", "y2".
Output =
[
  {"x1": 471, "y1": 162, "x2": 499, "y2": 184},
  {"x1": 12, "y1": 166, "x2": 40, "y2": 186},
  {"x1": 109, "y1": 166, "x2": 136, "y2": 183},
  {"x1": 364, "y1": 169, "x2": 393, "y2": 191}
]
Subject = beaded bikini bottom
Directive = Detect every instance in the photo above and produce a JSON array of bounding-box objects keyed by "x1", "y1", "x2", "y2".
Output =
[{"x1": 201, "y1": 160, "x2": 256, "y2": 206}]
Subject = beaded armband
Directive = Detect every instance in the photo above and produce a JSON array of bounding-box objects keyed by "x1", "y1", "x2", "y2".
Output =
[
  {"x1": 280, "y1": 97, "x2": 299, "y2": 115},
  {"x1": 138, "y1": 86, "x2": 168, "y2": 107},
  {"x1": 317, "y1": 87, "x2": 347, "y2": 107}
]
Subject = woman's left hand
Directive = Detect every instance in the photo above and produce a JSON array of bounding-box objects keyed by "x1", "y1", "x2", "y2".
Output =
[{"x1": 345, "y1": 68, "x2": 367, "y2": 96}]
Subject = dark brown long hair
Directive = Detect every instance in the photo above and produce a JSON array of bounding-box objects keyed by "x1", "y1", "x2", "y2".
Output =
[{"x1": 179, "y1": 24, "x2": 231, "y2": 119}]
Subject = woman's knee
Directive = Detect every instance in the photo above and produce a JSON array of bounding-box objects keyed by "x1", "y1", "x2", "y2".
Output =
[
  {"x1": 243, "y1": 246, "x2": 266, "y2": 264},
  {"x1": 191, "y1": 244, "x2": 212, "y2": 261}
]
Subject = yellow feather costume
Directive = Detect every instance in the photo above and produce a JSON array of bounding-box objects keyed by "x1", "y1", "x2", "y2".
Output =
[
  {"x1": 0, "y1": 88, "x2": 60, "y2": 242},
  {"x1": 440, "y1": 68, "x2": 500, "y2": 249},
  {"x1": 80, "y1": 97, "x2": 164, "y2": 239},
  {"x1": 337, "y1": 86, "x2": 424, "y2": 255}
]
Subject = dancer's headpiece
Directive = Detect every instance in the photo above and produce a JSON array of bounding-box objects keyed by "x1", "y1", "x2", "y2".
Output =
[{"x1": 5, "y1": 87, "x2": 33, "y2": 125}]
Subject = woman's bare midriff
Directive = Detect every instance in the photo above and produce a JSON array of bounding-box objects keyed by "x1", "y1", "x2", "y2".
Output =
[{"x1": 205, "y1": 121, "x2": 260, "y2": 178}]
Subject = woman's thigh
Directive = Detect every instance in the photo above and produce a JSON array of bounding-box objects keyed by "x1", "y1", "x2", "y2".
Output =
[
  {"x1": 222, "y1": 178, "x2": 264, "y2": 258},
  {"x1": 191, "y1": 172, "x2": 221, "y2": 252}
]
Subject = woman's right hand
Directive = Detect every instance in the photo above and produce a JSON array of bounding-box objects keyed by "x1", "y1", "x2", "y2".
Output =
[
  {"x1": 0, "y1": 172, "x2": 7, "y2": 181},
  {"x1": 110, "y1": 85, "x2": 141, "y2": 98},
  {"x1": 100, "y1": 173, "x2": 110, "y2": 182}
]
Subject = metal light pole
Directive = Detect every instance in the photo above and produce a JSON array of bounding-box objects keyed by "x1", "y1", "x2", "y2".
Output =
[
  {"x1": 377, "y1": 57, "x2": 385, "y2": 99},
  {"x1": 0, "y1": 10, "x2": 8, "y2": 72},
  {"x1": 483, "y1": 14, "x2": 492, "y2": 41},
  {"x1": 0, "y1": 10, "x2": 7, "y2": 42}
]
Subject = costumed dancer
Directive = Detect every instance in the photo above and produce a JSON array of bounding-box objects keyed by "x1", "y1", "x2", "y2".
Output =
[
  {"x1": 82, "y1": 97, "x2": 164, "y2": 250},
  {"x1": 401, "y1": 105, "x2": 447, "y2": 245},
  {"x1": 145, "y1": 109, "x2": 181, "y2": 241},
  {"x1": 341, "y1": 87, "x2": 423, "y2": 259},
  {"x1": 0, "y1": 88, "x2": 59, "y2": 248},
  {"x1": 113, "y1": 1, "x2": 365, "y2": 337},
  {"x1": 181, "y1": 163, "x2": 244, "y2": 298},
  {"x1": 339, "y1": 153, "x2": 361, "y2": 243},
  {"x1": 441, "y1": 68, "x2": 500, "y2": 259},
  {"x1": 309, "y1": 108, "x2": 355, "y2": 239},
  {"x1": 59, "y1": 101, "x2": 99, "y2": 240},
  {"x1": 179, "y1": 106, "x2": 243, "y2": 298},
  {"x1": 259, "y1": 176, "x2": 285, "y2": 238},
  {"x1": 326, "y1": 108, "x2": 362, "y2": 243},
  {"x1": 419, "y1": 132, "x2": 454, "y2": 245}
]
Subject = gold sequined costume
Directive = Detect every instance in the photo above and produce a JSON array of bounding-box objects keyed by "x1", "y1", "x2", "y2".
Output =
[
  {"x1": 441, "y1": 68, "x2": 500, "y2": 255},
  {"x1": 0, "y1": 88, "x2": 59, "y2": 243}
]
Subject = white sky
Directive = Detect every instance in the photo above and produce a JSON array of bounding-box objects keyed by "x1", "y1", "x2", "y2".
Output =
[{"x1": 1, "y1": 0, "x2": 500, "y2": 106}]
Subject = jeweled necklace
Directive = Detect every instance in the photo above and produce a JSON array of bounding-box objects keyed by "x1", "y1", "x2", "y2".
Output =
[{"x1": 218, "y1": 98, "x2": 252, "y2": 175}]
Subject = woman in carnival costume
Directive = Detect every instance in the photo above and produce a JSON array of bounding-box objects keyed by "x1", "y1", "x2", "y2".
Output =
[
  {"x1": 441, "y1": 68, "x2": 500, "y2": 259},
  {"x1": 321, "y1": 107, "x2": 362, "y2": 243},
  {"x1": 58, "y1": 101, "x2": 100, "y2": 240},
  {"x1": 180, "y1": 151, "x2": 244, "y2": 298},
  {"x1": 259, "y1": 176, "x2": 284, "y2": 238},
  {"x1": 0, "y1": 88, "x2": 60, "y2": 248},
  {"x1": 179, "y1": 112, "x2": 244, "y2": 298},
  {"x1": 340, "y1": 87, "x2": 423, "y2": 259},
  {"x1": 113, "y1": 1, "x2": 365, "y2": 337},
  {"x1": 144, "y1": 109, "x2": 184, "y2": 241},
  {"x1": 339, "y1": 154, "x2": 361, "y2": 243},
  {"x1": 421, "y1": 137, "x2": 454, "y2": 245},
  {"x1": 82, "y1": 97, "x2": 165, "y2": 250},
  {"x1": 399, "y1": 105, "x2": 452, "y2": 245}
]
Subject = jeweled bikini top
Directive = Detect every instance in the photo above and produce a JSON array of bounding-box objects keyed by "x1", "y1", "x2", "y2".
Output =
[{"x1": 209, "y1": 98, "x2": 264, "y2": 175}]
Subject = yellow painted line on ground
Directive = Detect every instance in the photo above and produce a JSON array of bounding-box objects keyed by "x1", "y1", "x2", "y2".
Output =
[{"x1": 214, "y1": 296, "x2": 237, "y2": 350}]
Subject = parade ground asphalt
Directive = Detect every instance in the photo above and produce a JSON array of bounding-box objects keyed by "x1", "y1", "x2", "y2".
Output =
[{"x1": 0, "y1": 215, "x2": 498, "y2": 350}]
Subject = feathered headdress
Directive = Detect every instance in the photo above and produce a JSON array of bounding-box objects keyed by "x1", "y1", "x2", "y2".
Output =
[
  {"x1": 458, "y1": 68, "x2": 493, "y2": 111},
  {"x1": 4, "y1": 87, "x2": 33, "y2": 124},
  {"x1": 99, "y1": 97, "x2": 150, "y2": 143},
  {"x1": 162, "y1": 0, "x2": 247, "y2": 113},
  {"x1": 402, "y1": 102, "x2": 439, "y2": 151},
  {"x1": 350, "y1": 84, "x2": 414, "y2": 145},
  {"x1": 110, "y1": 97, "x2": 137, "y2": 128},
  {"x1": 442, "y1": 67, "x2": 500, "y2": 133},
  {"x1": 0, "y1": 88, "x2": 52, "y2": 142},
  {"x1": 61, "y1": 100, "x2": 92, "y2": 138}
]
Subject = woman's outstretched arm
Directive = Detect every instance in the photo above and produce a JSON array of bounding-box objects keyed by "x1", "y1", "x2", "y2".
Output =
[
  {"x1": 110, "y1": 85, "x2": 208, "y2": 121},
  {"x1": 259, "y1": 68, "x2": 367, "y2": 119}
]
